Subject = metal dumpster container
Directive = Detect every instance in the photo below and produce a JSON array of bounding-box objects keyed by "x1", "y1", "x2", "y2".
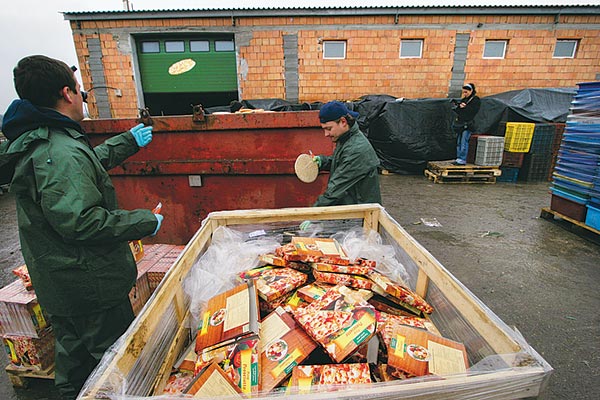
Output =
[{"x1": 82, "y1": 111, "x2": 331, "y2": 244}]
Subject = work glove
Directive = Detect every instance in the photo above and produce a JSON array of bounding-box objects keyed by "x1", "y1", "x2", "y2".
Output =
[
  {"x1": 130, "y1": 123, "x2": 153, "y2": 147},
  {"x1": 313, "y1": 156, "x2": 322, "y2": 168},
  {"x1": 151, "y1": 214, "x2": 164, "y2": 236},
  {"x1": 299, "y1": 220, "x2": 312, "y2": 231}
]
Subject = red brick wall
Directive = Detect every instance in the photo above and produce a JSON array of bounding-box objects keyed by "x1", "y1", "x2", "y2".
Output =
[{"x1": 70, "y1": 13, "x2": 600, "y2": 118}]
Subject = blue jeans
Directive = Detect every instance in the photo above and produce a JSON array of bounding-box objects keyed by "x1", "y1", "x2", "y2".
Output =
[{"x1": 454, "y1": 124, "x2": 471, "y2": 164}]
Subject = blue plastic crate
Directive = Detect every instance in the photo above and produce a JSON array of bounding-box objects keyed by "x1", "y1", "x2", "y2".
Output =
[
  {"x1": 585, "y1": 204, "x2": 600, "y2": 231},
  {"x1": 497, "y1": 167, "x2": 519, "y2": 183}
]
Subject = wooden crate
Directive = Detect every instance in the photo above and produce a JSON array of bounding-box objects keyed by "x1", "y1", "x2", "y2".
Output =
[{"x1": 80, "y1": 204, "x2": 551, "y2": 399}]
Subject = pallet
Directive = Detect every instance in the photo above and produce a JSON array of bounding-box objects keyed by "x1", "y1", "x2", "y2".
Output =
[
  {"x1": 5, "y1": 363, "x2": 55, "y2": 388},
  {"x1": 425, "y1": 169, "x2": 497, "y2": 184},
  {"x1": 540, "y1": 207, "x2": 600, "y2": 237},
  {"x1": 427, "y1": 160, "x2": 502, "y2": 177}
]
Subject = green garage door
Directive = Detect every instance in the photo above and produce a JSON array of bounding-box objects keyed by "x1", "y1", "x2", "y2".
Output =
[{"x1": 137, "y1": 34, "x2": 238, "y2": 115}]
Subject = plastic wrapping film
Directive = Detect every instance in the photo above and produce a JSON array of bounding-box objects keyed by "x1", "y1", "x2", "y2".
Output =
[{"x1": 78, "y1": 215, "x2": 552, "y2": 400}]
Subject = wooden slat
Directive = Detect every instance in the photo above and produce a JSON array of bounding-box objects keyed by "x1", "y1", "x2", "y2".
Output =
[{"x1": 377, "y1": 209, "x2": 520, "y2": 355}]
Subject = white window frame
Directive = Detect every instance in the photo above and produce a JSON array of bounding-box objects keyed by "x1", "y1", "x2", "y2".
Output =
[
  {"x1": 553, "y1": 39, "x2": 578, "y2": 58},
  {"x1": 399, "y1": 39, "x2": 423, "y2": 59},
  {"x1": 483, "y1": 40, "x2": 508, "y2": 59},
  {"x1": 323, "y1": 41, "x2": 347, "y2": 60}
]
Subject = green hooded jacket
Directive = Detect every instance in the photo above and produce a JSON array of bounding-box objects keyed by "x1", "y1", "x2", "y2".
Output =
[
  {"x1": 315, "y1": 123, "x2": 381, "y2": 207},
  {"x1": 1, "y1": 124, "x2": 158, "y2": 317}
]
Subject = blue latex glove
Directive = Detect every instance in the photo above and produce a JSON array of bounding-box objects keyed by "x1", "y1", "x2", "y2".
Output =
[
  {"x1": 151, "y1": 214, "x2": 163, "y2": 236},
  {"x1": 299, "y1": 220, "x2": 312, "y2": 231},
  {"x1": 130, "y1": 123, "x2": 153, "y2": 147},
  {"x1": 313, "y1": 156, "x2": 322, "y2": 168}
]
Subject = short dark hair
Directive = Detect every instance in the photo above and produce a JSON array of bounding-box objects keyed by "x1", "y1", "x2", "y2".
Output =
[{"x1": 13, "y1": 55, "x2": 77, "y2": 108}]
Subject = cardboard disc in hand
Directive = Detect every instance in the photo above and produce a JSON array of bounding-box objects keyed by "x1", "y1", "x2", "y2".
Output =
[{"x1": 295, "y1": 154, "x2": 319, "y2": 183}]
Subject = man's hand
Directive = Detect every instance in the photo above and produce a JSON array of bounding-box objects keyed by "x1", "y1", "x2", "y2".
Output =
[
  {"x1": 130, "y1": 124, "x2": 153, "y2": 147},
  {"x1": 299, "y1": 220, "x2": 312, "y2": 231},
  {"x1": 151, "y1": 214, "x2": 163, "y2": 236},
  {"x1": 313, "y1": 156, "x2": 322, "y2": 168}
]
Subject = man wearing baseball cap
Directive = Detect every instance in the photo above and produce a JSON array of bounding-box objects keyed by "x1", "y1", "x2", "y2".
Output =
[{"x1": 310, "y1": 101, "x2": 381, "y2": 207}]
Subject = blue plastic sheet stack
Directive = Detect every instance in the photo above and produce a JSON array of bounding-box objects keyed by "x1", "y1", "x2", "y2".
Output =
[{"x1": 550, "y1": 81, "x2": 600, "y2": 228}]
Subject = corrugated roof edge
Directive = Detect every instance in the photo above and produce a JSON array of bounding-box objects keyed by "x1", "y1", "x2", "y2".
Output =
[{"x1": 63, "y1": 5, "x2": 600, "y2": 19}]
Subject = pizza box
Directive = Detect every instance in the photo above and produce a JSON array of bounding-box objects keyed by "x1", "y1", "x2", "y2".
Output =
[
  {"x1": 79, "y1": 204, "x2": 552, "y2": 400},
  {"x1": 380, "y1": 324, "x2": 468, "y2": 378},
  {"x1": 185, "y1": 362, "x2": 243, "y2": 397},
  {"x1": 313, "y1": 270, "x2": 373, "y2": 290},
  {"x1": 369, "y1": 271, "x2": 434, "y2": 315},
  {"x1": 194, "y1": 282, "x2": 260, "y2": 354},
  {"x1": 193, "y1": 335, "x2": 260, "y2": 395},
  {"x1": 244, "y1": 267, "x2": 308, "y2": 302},
  {"x1": 312, "y1": 261, "x2": 374, "y2": 276},
  {"x1": 259, "y1": 307, "x2": 318, "y2": 392},
  {"x1": 289, "y1": 363, "x2": 372, "y2": 394},
  {"x1": 292, "y1": 285, "x2": 378, "y2": 363},
  {"x1": 277, "y1": 237, "x2": 351, "y2": 265}
]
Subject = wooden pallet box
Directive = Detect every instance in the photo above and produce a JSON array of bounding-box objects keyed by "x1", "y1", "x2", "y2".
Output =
[{"x1": 79, "y1": 204, "x2": 552, "y2": 399}]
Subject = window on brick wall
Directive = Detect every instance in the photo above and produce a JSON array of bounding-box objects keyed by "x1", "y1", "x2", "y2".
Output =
[
  {"x1": 400, "y1": 39, "x2": 423, "y2": 58},
  {"x1": 553, "y1": 39, "x2": 578, "y2": 58},
  {"x1": 165, "y1": 40, "x2": 185, "y2": 53},
  {"x1": 141, "y1": 41, "x2": 160, "y2": 53},
  {"x1": 323, "y1": 41, "x2": 346, "y2": 59},
  {"x1": 483, "y1": 40, "x2": 507, "y2": 59}
]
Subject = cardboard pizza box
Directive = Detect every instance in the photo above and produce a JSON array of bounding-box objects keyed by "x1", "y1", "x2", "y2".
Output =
[
  {"x1": 312, "y1": 262, "x2": 374, "y2": 276},
  {"x1": 185, "y1": 362, "x2": 243, "y2": 398},
  {"x1": 249, "y1": 267, "x2": 308, "y2": 302},
  {"x1": 260, "y1": 307, "x2": 318, "y2": 392},
  {"x1": 195, "y1": 282, "x2": 260, "y2": 354},
  {"x1": 194, "y1": 336, "x2": 261, "y2": 395},
  {"x1": 380, "y1": 324, "x2": 468, "y2": 377},
  {"x1": 292, "y1": 285, "x2": 378, "y2": 363},
  {"x1": 313, "y1": 270, "x2": 373, "y2": 290},
  {"x1": 369, "y1": 271, "x2": 434, "y2": 315},
  {"x1": 290, "y1": 363, "x2": 372, "y2": 393},
  {"x1": 286, "y1": 237, "x2": 351, "y2": 265}
]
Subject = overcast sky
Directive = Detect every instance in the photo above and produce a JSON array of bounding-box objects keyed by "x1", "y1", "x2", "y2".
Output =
[{"x1": 0, "y1": 0, "x2": 596, "y2": 114}]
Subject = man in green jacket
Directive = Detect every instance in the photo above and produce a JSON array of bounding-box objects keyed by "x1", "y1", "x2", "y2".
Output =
[
  {"x1": 300, "y1": 101, "x2": 381, "y2": 230},
  {"x1": 0, "y1": 55, "x2": 163, "y2": 399},
  {"x1": 312, "y1": 101, "x2": 381, "y2": 206}
]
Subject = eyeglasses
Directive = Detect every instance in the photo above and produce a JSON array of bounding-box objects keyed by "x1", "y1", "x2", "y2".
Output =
[{"x1": 81, "y1": 91, "x2": 88, "y2": 103}]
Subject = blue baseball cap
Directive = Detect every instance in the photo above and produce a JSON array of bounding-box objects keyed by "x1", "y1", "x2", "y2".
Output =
[{"x1": 319, "y1": 101, "x2": 359, "y2": 123}]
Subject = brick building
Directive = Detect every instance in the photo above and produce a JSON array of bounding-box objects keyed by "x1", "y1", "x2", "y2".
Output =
[{"x1": 63, "y1": 4, "x2": 600, "y2": 118}]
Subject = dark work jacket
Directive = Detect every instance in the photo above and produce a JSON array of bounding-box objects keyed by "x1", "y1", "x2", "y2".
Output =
[
  {"x1": 315, "y1": 123, "x2": 381, "y2": 206},
  {"x1": 0, "y1": 100, "x2": 158, "y2": 316},
  {"x1": 453, "y1": 95, "x2": 481, "y2": 131}
]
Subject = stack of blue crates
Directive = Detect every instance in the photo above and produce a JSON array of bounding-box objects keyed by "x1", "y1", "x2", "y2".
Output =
[{"x1": 550, "y1": 81, "x2": 600, "y2": 228}]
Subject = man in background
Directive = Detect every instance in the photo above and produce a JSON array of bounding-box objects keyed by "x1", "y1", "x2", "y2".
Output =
[
  {"x1": 310, "y1": 101, "x2": 381, "y2": 207},
  {"x1": 0, "y1": 55, "x2": 163, "y2": 399}
]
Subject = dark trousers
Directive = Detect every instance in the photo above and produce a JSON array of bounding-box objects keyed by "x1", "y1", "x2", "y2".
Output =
[{"x1": 49, "y1": 299, "x2": 134, "y2": 400}]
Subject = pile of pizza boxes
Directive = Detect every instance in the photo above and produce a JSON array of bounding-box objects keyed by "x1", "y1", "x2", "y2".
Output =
[
  {"x1": 0, "y1": 266, "x2": 54, "y2": 371},
  {"x1": 164, "y1": 237, "x2": 468, "y2": 397}
]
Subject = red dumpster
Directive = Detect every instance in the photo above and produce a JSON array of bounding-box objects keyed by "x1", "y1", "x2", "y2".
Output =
[{"x1": 82, "y1": 111, "x2": 332, "y2": 244}]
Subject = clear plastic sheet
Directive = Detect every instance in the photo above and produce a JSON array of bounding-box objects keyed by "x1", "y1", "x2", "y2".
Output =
[
  {"x1": 78, "y1": 210, "x2": 552, "y2": 400},
  {"x1": 182, "y1": 226, "x2": 280, "y2": 329}
]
